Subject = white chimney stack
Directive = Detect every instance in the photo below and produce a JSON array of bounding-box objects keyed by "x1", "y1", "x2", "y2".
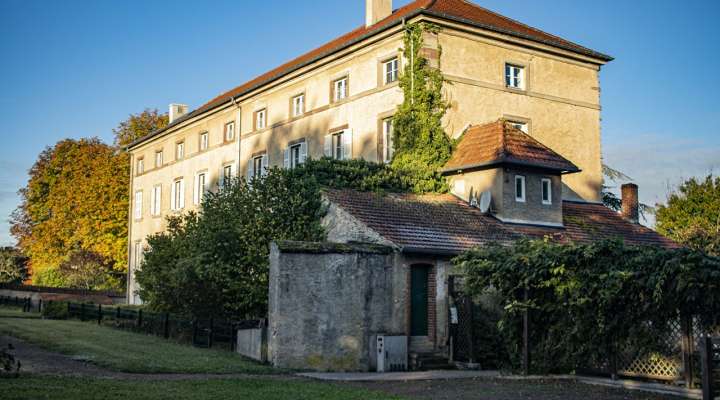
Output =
[
  {"x1": 366, "y1": 0, "x2": 392, "y2": 27},
  {"x1": 169, "y1": 103, "x2": 189, "y2": 124}
]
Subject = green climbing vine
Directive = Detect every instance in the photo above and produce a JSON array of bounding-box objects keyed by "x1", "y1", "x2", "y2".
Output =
[{"x1": 390, "y1": 22, "x2": 455, "y2": 193}]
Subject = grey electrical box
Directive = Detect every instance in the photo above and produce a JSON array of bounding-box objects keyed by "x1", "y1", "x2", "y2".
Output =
[{"x1": 376, "y1": 335, "x2": 407, "y2": 372}]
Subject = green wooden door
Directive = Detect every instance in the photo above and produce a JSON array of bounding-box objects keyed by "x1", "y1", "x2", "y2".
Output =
[{"x1": 410, "y1": 266, "x2": 429, "y2": 336}]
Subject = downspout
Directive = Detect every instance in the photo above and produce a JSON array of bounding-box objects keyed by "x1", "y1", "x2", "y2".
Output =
[{"x1": 231, "y1": 96, "x2": 241, "y2": 177}]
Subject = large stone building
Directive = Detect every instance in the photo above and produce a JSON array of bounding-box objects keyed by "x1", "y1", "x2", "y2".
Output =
[{"x1": 126, "y1": 0, "x2": 614, "y2": 303}]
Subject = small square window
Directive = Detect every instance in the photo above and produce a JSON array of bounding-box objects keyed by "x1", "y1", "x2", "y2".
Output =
[
  {"x1": 155, "y1": 151, "x2": 163, "y2": 168},
  {"x1": 199, "y1": 132, "x2": 209, "y2": 151},
  {"x1": 505, "y1": 64, "x2": 525, "y2": 89},
  {"x1": 333, "y1": 77, "x2": 348, "y2": 101},
  {"x1": 176, "y1": 142, "x2": 184, "y2": 160},
  {"x1": 224, "y1": 121, "x2": 235, "y2": 142},
  {"x1": 515, "y1": 175, "x2": 526, "y2": 202},
  {"x1": 384, "y1": 57, "x2": 399, "y2": 84},
  {"x1": 541, "y1": 178, "x2": 552, "y2": 205},
  {"x1": 292, "y1": 94, "x2": 305, "y2": 117},
  {"x1": 255, "y1": 109, "x2": 267, "y2": 130}
]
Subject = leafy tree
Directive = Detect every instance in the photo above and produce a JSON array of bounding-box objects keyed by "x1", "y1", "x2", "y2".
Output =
[
  {"x1": 656, "y1": 175, "x2": 720, "y2": 255},
  {"x1": 136, "y1": 167, "x2": 325, "y2": 318},
  {"x1": 10, "y1": 138, "x2": 128, "y2": 290},
  {"x1": 113, "y1": 108, "x2": 168, "y2": 148},
  {"x1": 391, "y1": 23, "x2": 455, "y2": 193},
  {"x1": 0, "y1": 247, "x2": 28, "y2": 284},
  {"x1": 57, "y1": 250, "x2": 116, "y2": 290}
]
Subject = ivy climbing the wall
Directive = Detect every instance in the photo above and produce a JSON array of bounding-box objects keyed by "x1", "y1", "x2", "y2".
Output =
[{"x1": 391, "y1": 22, "x2": 455, "y2": 193}]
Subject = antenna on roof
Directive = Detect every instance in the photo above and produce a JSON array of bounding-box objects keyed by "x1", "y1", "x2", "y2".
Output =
[{"x1": 478, "y1": 191, "x2": 492, "y2": 213}]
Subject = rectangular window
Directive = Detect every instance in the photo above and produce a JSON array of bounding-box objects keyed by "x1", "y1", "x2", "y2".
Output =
[
  {"x1": 171, "y1": 178, "x2": 185, "y2": 211},
  {"x1": 292, "y1": 94, "x2": 304, "y2": 117},
  {"x1": 509, "y1": 121, "x2": 528, "y2": 134},
  {"x1": 248, "y1": 154, "x2": 268, "y2": 180},
  {"x1": 515, "y1": 175, "x2": 526, "y2": 202},
  {"x1": 134, "y1": 190, "x2": 143, "y2": 220},
  {"x1": 199, "y1": 132, "x2": 209, "y2": 151},
  {"x1": 333, "y1": 132, "x2": 344, "y2": 160},
  {"x1": 155, "y1": 150, "x2": 163, "y2": 168},
  {"x1": 286, "y1": 141, "x2": 307, "y2": 169},
  {"x1": 151, "y1": 185, "x2": 162, "y2": 216},
  {"x1": 223, "y1": 165, "x2": 233, "y2": 182},
  {"x1": 176, "y1": 142, "x2": 184, "y2": 160},
  {"x1": 134, "y1": 241, "x2": 142, "y2": 269},
  {"x1": 255, "y1": 109, "x2": 267, "y2": 130},
  {"x1": 333, "y1": 77, "x2": 348, "y2": 101},
  {"x1": 136, "y1": 158, "x2": 144, "y2": 175},
  {"x1": 194, "y1": 172, "x2": 207, "y2": 205},
  {"x1": 224, "y1": 121, "x2": 235, "y2": 142},
  {"x1": 505, "y1": 64, "x2": 525, "y2": 89},
  {"x1": 382, "y1": 117, "x2": 394, "y2": 163},
  {"x1": 541, "y1": 178, "x2": 552, "y2": 205},
  {"x1": 384, "y1": 57, "x2": 399, "y2": 84}
]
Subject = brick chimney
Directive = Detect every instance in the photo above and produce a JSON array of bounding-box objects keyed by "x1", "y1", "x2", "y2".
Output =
[
  {"x1": 621, "y1": 183, "x2": 639, "y2": 224},
  {"x1": 366, "y1": 0, "x2": 392, "y2": 27}
]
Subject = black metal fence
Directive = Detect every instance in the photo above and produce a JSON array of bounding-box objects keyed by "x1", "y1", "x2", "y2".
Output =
[{"x1": 0, "y1": 295, "x2": 262, "y2": 352}]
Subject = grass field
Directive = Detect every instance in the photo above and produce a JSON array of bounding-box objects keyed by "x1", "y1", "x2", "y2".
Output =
[
  {"x1": 2, "y1": 376, "x2": 404, "y2": 400},
  {"x1": 0, "y1": 307, "x2": 275, "y2": 374}
]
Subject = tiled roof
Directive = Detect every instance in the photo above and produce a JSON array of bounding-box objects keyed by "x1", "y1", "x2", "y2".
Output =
[
  {"x1": 325, "y1": 189, "x2": 677, "y2": 254},
  {"x1": 443, "y1": 119, "x2": 580, "y2": 173},
  {"x1": 325, "y1": 189, "x2": 522, "y2": 254},
  {"x1": 128, "y1": 0, "x2": 612, "y2": 149}
]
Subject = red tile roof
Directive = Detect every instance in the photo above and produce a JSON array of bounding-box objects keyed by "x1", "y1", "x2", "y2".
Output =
[
  {"x1": 129, "y1": 0, "x2": 612, "y2": 149},
  {"x1": 443, "y1": 119, "x2": 580, "y2": 173},
  {"x1": 325, "y1": 189, "x2": 677, "y2": 254}
]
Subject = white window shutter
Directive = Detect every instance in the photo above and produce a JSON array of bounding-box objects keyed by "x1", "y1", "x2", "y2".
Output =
[
  {"x1": 261, "y1": 154, "x2": 269, "y2": 176},
  {"x1": 324, "y1": 134, "x2": 332, "y2": 157},
  {"x1": 300, "y1": 141, "x2": 307, "y2": 164},
  {"x1": 247, "y1": 159, "x2": 254, "y2": 180},
  {"x1": 170, "y1": 181, "x2": 176, "y2": 211},
  {"x1": 179, "y1": 179, "x2": 185, "y2": 209},
  {"x1": 283, "y1": 147, "x2": 290, "y2": 169},
  {"x1": 342, "y1": 129, "x2": 353, "y2": 160},
  {"x1": 193, "y1": 175, "x2": 199, "y2": 205}
]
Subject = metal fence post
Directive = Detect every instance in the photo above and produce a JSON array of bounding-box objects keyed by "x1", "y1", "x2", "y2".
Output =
[
  {"x1": 192, "y1": 319, "x2": 197, "y2": 346},
  {"x1": 208, "y1": 318, "x2": 214, "y2": 348},
  {"x1": 80, "y1": 303, "x2": 85, "y2": 321},
  {"x1": 97, "y1": 304, "x2": 102, "y2": 325},
  {"x1": 137, "y1": 309, "x2": 143, "y2": 328},
  {"x1": 681, "y1": 316, "x2": 694, "y2": 387},
  {"x1": 522, "y1": 288, "x2": 530, "y2": 376},
  {"x1": 38, "y1": 299, "x2": 43, "y2": 313},
  {"x1": 701, "y1": 336, "x2": 715, "y2": 400}
]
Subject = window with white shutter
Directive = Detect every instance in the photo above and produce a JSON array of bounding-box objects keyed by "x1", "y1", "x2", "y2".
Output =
[
  {"x1": 151, "y1": 185, "x2": 162, "y2": 216},
  {"x1": 171, "y1": 178, "x2": 184, "y2": 210},
  {"x1": 194, "y1": 172, "x2": 207, "y2": 205},
  {"x1": 134, "y1": 190, "x2": 143, "y2": 220},
  {"x1": 285, "y1": 140, "x2": 307, "y2": 169}
]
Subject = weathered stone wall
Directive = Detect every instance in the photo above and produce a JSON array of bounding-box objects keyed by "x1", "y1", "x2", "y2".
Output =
[{"x1": 268, "y1": 241, "x2": 403, "y2": 371}]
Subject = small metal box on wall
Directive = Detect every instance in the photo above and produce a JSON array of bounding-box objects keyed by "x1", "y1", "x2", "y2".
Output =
[{"x1": 376, "y1": 335, "x2": 408, "y2": 372}]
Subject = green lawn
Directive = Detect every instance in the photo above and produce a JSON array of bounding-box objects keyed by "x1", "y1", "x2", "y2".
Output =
[
  {"x1": 2, "y1": 376, "x2": 404, "y2": 400},
  {"x1": 0, "y1": 311, "x2": 275, "y2": 374},
  {"x1": 0, "y1": 306, "x2": 41, "y2": 318}
]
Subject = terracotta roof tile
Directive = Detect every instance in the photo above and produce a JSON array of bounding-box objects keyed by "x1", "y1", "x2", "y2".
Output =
[
  {"x1": 443, "y1": 119, "x2": 580, "y2": 173},
  {"x1": 326, "y1": 189, "x2": 677, "y2": 254},
  {"x1": 129, "y1": 0, "x2": 611, "y2": 149}
]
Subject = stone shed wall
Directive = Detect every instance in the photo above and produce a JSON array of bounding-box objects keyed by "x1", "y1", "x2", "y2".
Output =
[{"x1": 268, "y1": 241, "x2": 404, "y2": 371}]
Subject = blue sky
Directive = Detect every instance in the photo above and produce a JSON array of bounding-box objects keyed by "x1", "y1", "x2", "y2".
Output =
[{"x1": 0, "y1": 0, "x2": 718, "y2": 245}]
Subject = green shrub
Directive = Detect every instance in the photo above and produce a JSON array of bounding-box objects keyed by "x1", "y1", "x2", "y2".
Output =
[
  {"x1": 454, "y1": 239, "x2": 720, "y2": 373},
  {"x1": 41, "y1": 301, "x2": 69, "y2": 320}
]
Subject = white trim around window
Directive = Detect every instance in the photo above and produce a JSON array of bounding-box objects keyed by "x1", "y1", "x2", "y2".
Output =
[
  {"x1": 541, "y1": 178, "x2": 552, "y2": 205},
  {"x1": 134, "y1": 190, "x2": 143, "y2": 220},
  {"x1": 292, "y1": 94, "x2": 305, "y2": 117},
  {"x1": 383, "y1": 57, "x2": 399, "y2": 84},
  {"x1": 333, "y1": 77, "x2": 348, "y2": 101},
  {"x1": 505, "y1": 63, "x2": 525, "y2": 90},
  {"x1": 515, "y1": 175, "x2": 526, "y2": 203},
  {"x1": 151, "y1": 184, "x2": 162, "y2": 216},
  {"x1": 171, "y1": 178, "x2": 185, "y2": 211}
]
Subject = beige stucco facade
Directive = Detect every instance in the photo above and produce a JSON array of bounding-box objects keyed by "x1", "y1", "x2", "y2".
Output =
[{"x1": 126, "y1": 13, "x2": 608, "y2": 302}]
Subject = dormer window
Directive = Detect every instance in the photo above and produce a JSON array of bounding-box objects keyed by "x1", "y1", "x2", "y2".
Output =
[
  {"x1": 541, "y1": 178, "x2": 552, "y2": 205},
  {"x1": 505, "y1": 64, "x2": 525, "y2": 89},
  {"x1": 509, "y1": 121, "x2": 528, "y2": 134},
  {"x1": 515, "y1": 175, "x2": 526, "y2": 202}
]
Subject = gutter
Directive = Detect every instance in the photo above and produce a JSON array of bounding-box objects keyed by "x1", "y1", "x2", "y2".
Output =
[{"x1": 441, "y1": 159, "x2": 581, "y2": 175}]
